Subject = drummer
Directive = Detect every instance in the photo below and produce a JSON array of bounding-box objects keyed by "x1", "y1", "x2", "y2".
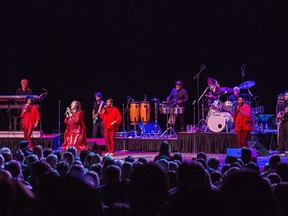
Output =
[
  {"x1": 166, "y1": 80, "x2": 189, "y2": 132},
  {"x1": 228, "y1": 86, "x2": 241, "y2": 105}
]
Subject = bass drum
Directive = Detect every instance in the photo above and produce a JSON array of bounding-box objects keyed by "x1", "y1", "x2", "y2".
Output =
[
  {"x1": 207, "y1": 112, "x2": 234, "y2": 132},
  {"x1": 140, "y1": 101, "x2": 151, "y2": 125},
  {"x1": 130, "y1": 101, "x2": 140, "y2": 125}
]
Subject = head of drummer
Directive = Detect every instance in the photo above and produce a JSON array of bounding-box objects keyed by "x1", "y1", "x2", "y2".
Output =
[
  {"x1": 175, "y1": 80, "x2": 183, "y2": 91},
  {"x1": 233, "y1": 86, "x2": 240, "y2": 96}
]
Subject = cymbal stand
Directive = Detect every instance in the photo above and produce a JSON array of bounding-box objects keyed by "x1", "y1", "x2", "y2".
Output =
[
  {"x1": 193, "y1": 64, "x2": 207, "y2": 124},
  {"x1": 160, "y1": 105, "x2": 177, "y2": 138},
  {"x1": 151, "y1": 100, "x2": 161, "y2": 136},
  {"x1": 196, "y1": 86, "x2": 209, "y2": 130}
]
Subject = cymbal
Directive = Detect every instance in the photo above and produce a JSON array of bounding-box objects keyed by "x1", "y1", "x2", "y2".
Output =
[
  {"x1": 161, "y1": 100, "x2": 175, "y2": 104},
  {"x1": 239, "y1": 80, "x2": 255, "y2": 89},
  {"x1": 204, "y1": 94, "x2": 217, "y2": 99},
  {"x1": 151, "y1": 98, "x2": 159, "y2": 102},
  {"x1": 207, "y1": 77, "x2": 221, "y2": 94},
  {"x1": 219, "y1": 87, "x2": 233, "y2": 93}
]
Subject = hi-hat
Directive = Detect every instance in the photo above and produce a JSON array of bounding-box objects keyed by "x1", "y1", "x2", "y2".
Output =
[
  {"x1": 207, "y1": 77, "x2": 221, "y2": 94},
  {"x1": 239, "y1": 80, "x2": 255, "y2": 89},
  {"x1": 204, "y1": 93, "x2": 217, "y2": 99},
  {"x1": 219, "y1": 87, "x2": 233, "y2": 93}
]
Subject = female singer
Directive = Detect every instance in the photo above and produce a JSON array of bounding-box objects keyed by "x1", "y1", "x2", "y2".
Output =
[
  {"x1": 20, "y1": 95, "x2": 40, "y2": 150},
  {"x1": 62, "y1": 100, "x2": 87, "y2": 151}
]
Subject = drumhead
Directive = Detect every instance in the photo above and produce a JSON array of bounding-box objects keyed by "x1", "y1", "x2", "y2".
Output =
[{"x1": 207, "y1": 112, "x2": 226, "y2": 132}]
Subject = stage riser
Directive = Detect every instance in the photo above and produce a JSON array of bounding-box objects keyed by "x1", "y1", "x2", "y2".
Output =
[{"x1": 0, "y1": 131, "x2": 44, "y2": 138}]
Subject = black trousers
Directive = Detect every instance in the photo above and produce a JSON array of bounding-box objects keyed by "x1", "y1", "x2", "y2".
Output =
[
  {"x1": 278, "y1": 121, "x2": 288, "y2": 151},
  {"x1": 92, "y1": 121, "x2": 104, "y2": 138}
]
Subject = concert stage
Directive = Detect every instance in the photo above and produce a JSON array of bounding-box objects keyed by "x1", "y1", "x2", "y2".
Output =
[
  {"x1": 115, "y1": 130, "x2": 277, "y2": 154},
  {"x1": 0, "y1": 131, "x2": 60, "y2": 150}
]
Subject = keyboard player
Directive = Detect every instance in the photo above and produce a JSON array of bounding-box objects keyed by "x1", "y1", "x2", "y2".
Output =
[{"x1": 16, "y1": 79, "x2": 32, "y2": 95}]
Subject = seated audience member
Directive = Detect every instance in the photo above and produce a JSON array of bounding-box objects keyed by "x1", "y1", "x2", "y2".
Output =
[
  {"x1": 261, "y1": 155, "x2": 281, "y2": 177},
  {"x1": 267, "y1": 173, "x2": 282, "y2": 185},
  {"x1": 57, "y1": 161, "x2": 70, "y2": 176},
  {"x1": 32, "y1": 145, "x2": 44, "y2": 160},
  {"x1": 276, "y1": 162, "x2": 288, "y2": 182},
  {"x1": 196, "y1": 152, "x2": 207, "y2": 162},
  {"x1": 154, "y1": 141, "x2": 173, "y2": 162},
  {"x1": 220, "y1": 169, "x2": 278, "y2": 216},
  {"x1": 19, "y1": 140, "x2": 32, "y2": 157},
  {"x1": 173, "y1": 152, "x2": 183, "y2": 163},
  {"x1": 43, "y1": 148, "x2": 53, "y2": 158},
  {"x1": 207, "y1": 156, "x2": 220, "y2": 173}
]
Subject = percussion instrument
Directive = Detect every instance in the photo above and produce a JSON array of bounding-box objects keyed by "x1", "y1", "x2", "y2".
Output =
[
  {"x1": 210, "y1": 99, "x2": 223, "y2": 111},
  {"x1": 204, "y1": 93, "x2": 217, "y2": 99},
  {"x1": 207, "y1": 112, "x2": 234, "y2": 132},
  {"x1": 159, "y1": 103, "x2": 169, "y2": 114},
  {"x1": 140, "y1": 101, "x2": 151, "y2": 125},
  {"x1": 252, "y1": 106, "x2": 265, "y2": 116},
  {"x1": 223, "y1": 100, "x2": 233, "y2": 112},
  {"x1": 239, "y1": 80, "x2": 255, "y2": 89},
  {"x1": 129, "y1": 101, "x2": 140, "y2": 124},
  {"x1": 172, "y1": 106, "x2": 184, "y2": 114},
  {"x1": 219, "y1": 87, "x2": 233, "y2": 93},
  {"x1": 207, "y1": 77, "x2": 221, "y2": 94}
]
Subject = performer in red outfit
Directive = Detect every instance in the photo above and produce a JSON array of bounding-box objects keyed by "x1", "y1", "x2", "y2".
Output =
[
  {"x1": 100, "y1": 98, "x2": 122, "y2": 156},
  {"x1": 233, "y1": 95, "x2": 253, "y2": 148},
  {"x1": 62, "y1": 100, "x2": 87, "y2": 151},
  {"x1": 20, "y1": 95, "x2": 40, "y2": 149}
]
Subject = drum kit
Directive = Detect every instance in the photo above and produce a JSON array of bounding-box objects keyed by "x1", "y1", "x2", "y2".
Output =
[{"x1": 202, "y1": 77, "x2": 264, "y2": 133}]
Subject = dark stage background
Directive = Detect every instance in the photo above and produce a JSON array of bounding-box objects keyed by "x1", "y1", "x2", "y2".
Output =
[{"x1": 1, "y1": 1, "x2": 288, "y2": 136}]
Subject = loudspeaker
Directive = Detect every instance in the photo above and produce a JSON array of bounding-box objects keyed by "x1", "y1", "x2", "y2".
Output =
[
  {"x1": 86, "y1": 138, "x2": 106, "y2": 155},
  {"x1": 248, "y1": 141, "x2": 269, "y2": 156}
]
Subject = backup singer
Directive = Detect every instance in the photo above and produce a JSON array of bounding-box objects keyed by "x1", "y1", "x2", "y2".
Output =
[
  {"x1": 166, "y1": 80, "x2": 188, "y2": 132},
  {"x1": 233, "y1": 95, "x2": 253, "y2": 148},
  {"x1": 276, "y1": 90, "x2": 288, "y2": 154},
  {"x1": 20, "y1": 95, "x2": 40, "y2": 150},
  {"x1": 92, "y1": 92, "x2": 105, "y2": 138},
  {"x1": 100, "y1": 98, "x2": 122, "y2": 156},
  {"x1": 62, "y1": 100, "x2": 87, "y2": 151}
]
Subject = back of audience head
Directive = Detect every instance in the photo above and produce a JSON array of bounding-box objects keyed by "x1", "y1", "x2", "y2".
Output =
[
  {"x1": 5, "y1": 160, "x2": 21, "y2": 178},
  {"x1": 0, "y1": 154, "x2": 4, "y2": 169},
  {"x1": 138, "y1": 156, "x2": 149, "y2": 164},
  {"x1": 14, "y1": 149, "x2": 25, "y2": 164},
  {"x1": 224, "y1": 155, "x2": 238, "y2": 164},
  {"x1": 276, "y1": 162, "x2": 288, "y2": 182},
  {"x1": 25, "y1": 154, "x2": 39, "y2": 166},
  {"x1": 90, "y1": 163, "x2": 103, "y2": 177},
  {"x1": 168, "y1": 160, "x2": 179, "y2": 171},
  {"x1": 207, "y1": 156, "x2": 220, "y2": 171},
  {"x1": 67, "y1": 146, "x2": 78, "y2": 156},
  {"x1": 269, "y1": 155, "x2": 281, "y2": 168},
  {"x1": 104, "y1": 164, "x2": 121, "y2": 183},
  {"x1": 63, "y1": 151, "x2": 74, "y2": 166},
  {"x1": 45, "y1": 154, "x2": 58, "y2": 169},
  {"x1": 196, "y1": 152, "x2": 207, "y2": 162},
  {"x1": 173, "y1": 152, "x2": 183, "y2": 162},
  {"x1": 267, "y1": 173, "x2": 282, "y2": 185},
  {"x1": 241, "y1": 147, "x2": 252, "y2": 164},
  {"x1": 221, "y1": 169, "x2": 278, "y2": 216},
  {"x1": 84, "y1": 170, "x2": 100, "y2": 188},
  {"x1": 68, "y1": 163, "x2": 85, "y2": 179},
  {"x1": 159, "y1": 141, "x2": 171, "y2": 156},
  {"x1": 79, "y1": 149, "x2": 91, "y2": 164},
  {"x1": 43, "y1": 148, "x2": 53, "y2": 158},
  {"x1": 32, "y1": 145, "x2": 43, "y2": 159},
  {"x1": 57, "y1": 161, "x2": 70, "y2": 176},
  {"x1": 121, "y1": 161, "x2": 133, "y2": 180},
  {"x1": 155, "y1": 158, "x2": 169, "y2": 172},
  {"x1": 129, "y1": 163, "x2": 168, "y2": 215},
  {"x1": 125, "y1": 155, "x2": 135, "y2": 163}
]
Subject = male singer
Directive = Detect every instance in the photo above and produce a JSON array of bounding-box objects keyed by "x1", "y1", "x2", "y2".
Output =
[
  {"x1": 100, "y1": 98, "x2": 122, "y2": 156},
  {"x1": 20, "y1": 95, "x2": 40, "y2": 150}
]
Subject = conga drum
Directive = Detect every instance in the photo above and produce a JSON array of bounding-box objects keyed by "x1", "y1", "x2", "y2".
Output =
[
  {"x1": 130, "y1": 101, "x2": 140, "y2": 125},
  {"x1": 140, "y1": 101, "x2": 151, "y2": 125}
]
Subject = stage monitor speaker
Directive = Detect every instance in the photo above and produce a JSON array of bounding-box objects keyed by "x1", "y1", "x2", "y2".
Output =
[
  {"x1": 86, "y1": 138, "x2": 106, "y2": 155},
  {"x1": 248, "y1": 141, "x2": 269, "y2": 157}
]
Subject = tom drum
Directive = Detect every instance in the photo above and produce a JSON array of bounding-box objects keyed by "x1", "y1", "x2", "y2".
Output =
[
  {"x1": 159, "y1": 104, "x2": 169, "y2": 114},
  {"x1": 223, "y1": 100, "x2": 233, "y2": 112},
  {"x1": 211, "y1": 99, "x2": 223, "y2": 111}
]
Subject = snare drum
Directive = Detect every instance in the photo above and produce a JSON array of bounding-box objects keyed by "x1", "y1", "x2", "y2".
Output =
[
  {"x1": 223, "y1": 100, "x2": 233, "y2": 112},
  {"x1": 129, "y1": 101, "x2": 140, "y2": 124},
  {"x1": 140, "y1": 101, "x2": 151, "y2": 125}
]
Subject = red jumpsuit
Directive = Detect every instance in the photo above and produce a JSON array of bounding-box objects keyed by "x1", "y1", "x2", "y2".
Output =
[
  {"x1": 233, "y1": 104, "x2": 253, "y2": 148},
  {"x1": 100, "y1": 106, "x2": 122, "y2": 154},
  {"x1": 62, "y1": 110, "x2": 87, "y2": 151},
  {"x1": 20, "y1": 104, "x2": 40, "y2": 149}
]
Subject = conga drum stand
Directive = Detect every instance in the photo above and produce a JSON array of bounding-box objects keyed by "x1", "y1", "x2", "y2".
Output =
[
  {"x1": 160, "y1": 105, "x2": 178, "y2": 138},
  {"x1": 151, "y1": 98, "x2": 161, "y2": 136}
]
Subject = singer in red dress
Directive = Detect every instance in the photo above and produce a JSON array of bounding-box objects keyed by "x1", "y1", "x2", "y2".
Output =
[
  {"x1": 62, "y1": 100, "x2": 87, "y2": 151},
  {"x1": 100, "y1": 98, "x2": 122, "y2": 156},
  {"x1": 20, "y1": 95, "x2": 40, "y2": 149},
  {"x1": 233, "y1": 95, "x2": 253, "y2": 148}
]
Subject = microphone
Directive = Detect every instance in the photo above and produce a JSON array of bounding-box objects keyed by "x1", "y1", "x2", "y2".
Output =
[
  {"x1": 127, "y1": 96, "x2": 134, "y2": 101},
  {"x1": 201, "y1": 64, "x2": 206, "y2": 70},
  {"x1": 42, "y1": 88, "x2": 47, "y2": 91},
  {"x1": 241, "y1": 64, "x2": 245, "y2": 77}
]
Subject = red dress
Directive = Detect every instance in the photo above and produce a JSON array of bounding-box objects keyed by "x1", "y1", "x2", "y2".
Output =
[
  {"x1": 20, "y1": 104, "x2": 40, "y2": 149},
  {"x1": 100, "y1": 106, "x2": 122, "y2": 154},
  {"x1": 233, "y1": 104, "x2": 253, "y2": 148},
  {"x1": 62, "y1": 110, "x2": 87, "y2": 151}
]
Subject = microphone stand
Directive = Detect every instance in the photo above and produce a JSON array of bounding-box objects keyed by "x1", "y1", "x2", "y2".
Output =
[
  {"x1": 193, "y1": 64, "x2": 206, "y2": 124},
  {"x1": 197, "y1": 86, "x2": 209, "y2": 130},
  {"x1": 58, "y1": 100, "x2": 61, "y2": 148}
]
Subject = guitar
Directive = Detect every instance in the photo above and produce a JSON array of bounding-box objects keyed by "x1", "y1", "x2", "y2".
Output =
[
  {"x1": 93, "y1": 101, "x2": 104, "y2": 125},
  {"x1": 277, "y1": 106, "x2": 288, "y2": 125}
]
